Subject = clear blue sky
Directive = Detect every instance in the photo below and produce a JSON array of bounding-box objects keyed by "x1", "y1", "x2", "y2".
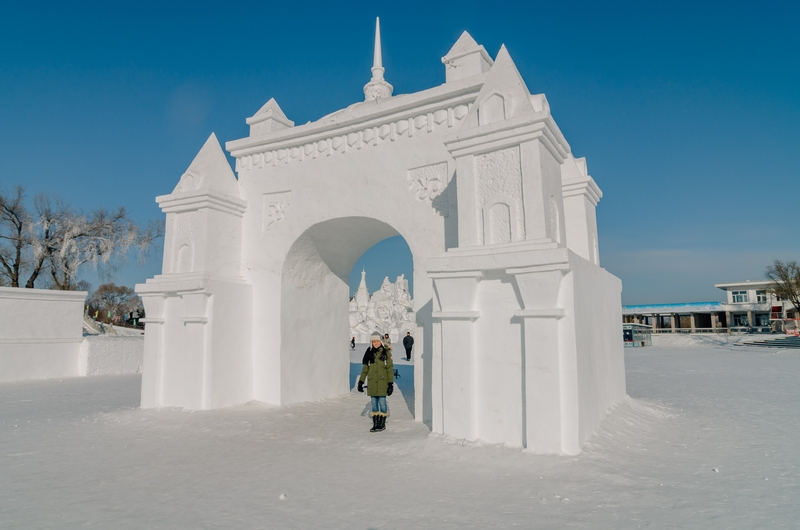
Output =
[{"x1": 1, "y1": 1, "x2": 797, "y2": 304}]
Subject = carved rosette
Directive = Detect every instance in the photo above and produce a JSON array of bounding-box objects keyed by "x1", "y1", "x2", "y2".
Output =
[
  {"x1": 407, "y1": 163, "x2": 449, "y2": 217},
  {"x1": 262, "y1": 191, "x2": 291, "y2": 235}
]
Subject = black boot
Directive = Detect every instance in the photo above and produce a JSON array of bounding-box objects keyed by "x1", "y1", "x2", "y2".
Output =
[
  {"x1": 376, "y1": 413, "x2": 386, "y2": 432},
  {"x1": 369, "y1": 414, "x2": 379, "y2": 433}
]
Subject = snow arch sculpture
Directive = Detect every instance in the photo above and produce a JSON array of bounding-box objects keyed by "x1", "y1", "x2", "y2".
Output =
[{"x1": 136, "y1": 26, "x2": 625, "y2": 455}]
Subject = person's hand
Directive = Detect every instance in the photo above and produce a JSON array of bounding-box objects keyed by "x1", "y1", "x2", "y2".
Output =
[
  {"x1": 387, "y1": 383, "x2": 394, "y2": 396},
  {"x1": 357, "y1": 380, "x2": 364, "y2": 393}
]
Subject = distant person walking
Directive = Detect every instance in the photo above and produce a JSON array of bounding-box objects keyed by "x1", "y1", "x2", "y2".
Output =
[
  {"x1": 402, "y1": 332, "x2": 414, "y2": 361},
  {"x1": 357, "y1": 332, "x2": 394, "y2": 433},
  {"x1": 383, "y1": 333, "x2": 392, "y2": 353},
  {"x1": 350, "y1": 337, "x2": 355, "y2": 351}
]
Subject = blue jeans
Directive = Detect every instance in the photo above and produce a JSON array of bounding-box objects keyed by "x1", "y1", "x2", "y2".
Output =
[{"x1": 371, "y1": 396, "x2": 387, "y2": 415}]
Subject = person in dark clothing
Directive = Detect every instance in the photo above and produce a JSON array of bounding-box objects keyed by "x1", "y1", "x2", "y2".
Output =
[
  {"x1": 402, "y1": 332, "x2": 414, "y2": 361},
  {"x1": 350, "y1": 337, "x2": 355, "y2": 351},
  {"x1": 357, "y1": 331, "x2": 394, "y2": 432}
]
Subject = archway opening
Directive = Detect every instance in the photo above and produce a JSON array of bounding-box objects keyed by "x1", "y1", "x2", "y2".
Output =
[
  {"x1": 280, "y1": 217, "x2": 416, "y2": 416},
  {"x1": 347, "y1": 235, "x2": 415, "y2": 415}
]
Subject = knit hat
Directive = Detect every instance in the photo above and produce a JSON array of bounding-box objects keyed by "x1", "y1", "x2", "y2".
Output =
[{"x1": 370, "y1": 332, "x2": 382, "y2": 342}]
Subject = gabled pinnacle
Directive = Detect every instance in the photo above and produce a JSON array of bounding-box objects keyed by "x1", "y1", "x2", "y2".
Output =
[
  {"x1": 441, "y1": 30, "x2": 493, "y2": 83},
  {"x1": 173, "y1": 133, "x2": 238, "y2": 196},
  {"x1": 459, "y1": 44, "x2": 539, "y2": 129},
  {"x1": 443, "y1": 31, "x2": 492, "y2": 63},
  {"x1": 252, "y1": 98, "x2": 293, "y2": 125},
  {"x1": 246, "y1": 98, "x2": 294, "y2": 136}
]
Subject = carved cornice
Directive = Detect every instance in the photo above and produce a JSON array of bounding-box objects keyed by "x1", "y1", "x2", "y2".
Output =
[
  {"x1": 157, "y1": 189, "x2": 247, "y2": 217},
  {"x1": 561, "y1": 175, "x2": 602, "y2": 206},
  {"x1": 443, "y1": 113, "x2": 570, "y2": 163}
]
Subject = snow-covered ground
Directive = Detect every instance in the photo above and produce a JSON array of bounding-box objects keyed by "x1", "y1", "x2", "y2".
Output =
[{"x1": 2, "y1": 341, "x2": 798, "y2": 528}]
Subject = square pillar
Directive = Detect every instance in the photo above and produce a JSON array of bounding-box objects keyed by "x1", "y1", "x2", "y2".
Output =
[
  {"x1": 430, "y1": 272, "x2": 482, "y2": 439},
  {"x1": 139, "y1": 295, "x2": 166, "y2": 408},
  {"x1": 516, "y1": 309, "x2": 566, "y2": 453},
  {"x1": 433, "y1": 313, "x2": 479, "y2": 439},
  {"x1": 180, "y1": 292, "x2": 211, "y2": 410},
  {"x1": 690, "y1": 313, "x2": 696, "y2": 332}
]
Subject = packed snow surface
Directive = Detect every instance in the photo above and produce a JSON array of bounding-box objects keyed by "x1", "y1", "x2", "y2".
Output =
[{"x1": 1, "y1": 342, "x2": 798, "y2": 528}]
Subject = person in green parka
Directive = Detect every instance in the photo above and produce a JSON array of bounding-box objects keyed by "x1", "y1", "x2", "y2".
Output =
[{"x1": 357, "y1": 331, "x2": 394, "y2": 432}]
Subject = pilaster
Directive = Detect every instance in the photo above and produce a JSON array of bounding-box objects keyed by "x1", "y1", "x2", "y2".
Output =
[
  {"x1": 508, "y1": 264, "x2": 569, "y2": 452},
  {"x1": 430, "y1": 272, "x2": 482, "y2": 438}
]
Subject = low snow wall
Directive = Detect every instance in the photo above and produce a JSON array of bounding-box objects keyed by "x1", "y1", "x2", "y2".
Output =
[
  {"x1": 0, "y1": 286, "x2": 87, "y2": 383},
  {"x1": 78, "y1": 336, "x2": 144, "y2": 376}
]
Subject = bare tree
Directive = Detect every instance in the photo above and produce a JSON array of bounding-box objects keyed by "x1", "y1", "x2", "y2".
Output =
[
  {"x1": 0, "y1": 186, "x2": 34, "y2": 287},
  {"x1": 0, "y1": 187, "x2": 164, "y2": 290},
  {"x1": 766, "y1": 259, "x2": 800, "y2": 315}
]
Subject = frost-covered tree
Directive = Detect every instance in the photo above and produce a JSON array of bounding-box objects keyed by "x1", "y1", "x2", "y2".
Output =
[
  {"x1": 0, "y1": 187, "x2": 164, "y2": 289},
  {"x1": 766, "y1": 260, "x2": 800, "y2": 315}
]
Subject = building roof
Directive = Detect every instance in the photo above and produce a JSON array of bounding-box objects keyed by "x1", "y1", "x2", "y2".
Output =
[
  {"x1": 715, "y1": 280, "x2": 772, "y2": 290},
  {"x1": 622, "y1": 301, "x2": 724, "y2": 315}
]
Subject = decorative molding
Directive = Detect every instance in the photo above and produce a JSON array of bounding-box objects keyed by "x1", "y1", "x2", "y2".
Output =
[
  {"x1": 157, "y1": 191, "x2": 247, "y2": 217},
  {"x1": 432, "y1": 311, "x2": 480, "y2": 321},
  {"x1": 262, "y1": 191, "x2": 291, "y2": 235},
  {"x1": 561, "y1": 175, "x2": 602, "y2": 206},
  {"x1": 181, "y1": 316, "x2": 209, "y2": 324},
  {"x1": 235, "y1": 104, "x2": 471, "y2": 172},
  {"x1": 407, "y1": 162, "x2": 449, "y2": 217},
  {"x1": 515, "y1": 308, "x2": 565, "y2": 319}
]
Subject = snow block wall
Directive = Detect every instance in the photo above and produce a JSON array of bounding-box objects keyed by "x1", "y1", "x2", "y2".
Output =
[
  {"x1": 78, "y1": 336, "x2": 144, "y2": 376},
  {"x1": 0, "y1": 286, "x2": 86, "y2": 383}
]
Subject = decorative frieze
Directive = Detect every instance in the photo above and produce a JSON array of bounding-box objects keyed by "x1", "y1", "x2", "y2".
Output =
[{"x1": 235, "y1": 104, "x2": 470, "y2": 172}]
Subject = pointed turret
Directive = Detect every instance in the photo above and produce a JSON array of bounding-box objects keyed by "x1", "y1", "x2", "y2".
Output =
[
  {"x1": 247, "y1": 98, "x2": 294, "y2": 136},
  {"x1": 363, "y1": 17, "x2": 393, "y2": 101},
  {"x1": 173, "y1": 133, "x2": 238, "y2": 196},
  {"x1": 441, "y1": 31, "x2": 493, "y2": 83},
  {"x1": 460, "y1": 45, "x2": 541, "y2": 130}
]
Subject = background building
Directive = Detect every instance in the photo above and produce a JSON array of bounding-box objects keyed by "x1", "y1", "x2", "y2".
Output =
[{"x1": 622, "y1": 280, "x2": 798, "y2": 333}]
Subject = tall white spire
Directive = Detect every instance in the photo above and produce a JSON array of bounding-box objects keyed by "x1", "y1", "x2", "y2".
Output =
[
  {"x1": 363, "y1": 17, "x2": 393, "y2": 101},
  {"x1": 373, "y1": 17, "x2": 383, "y2": 70}
]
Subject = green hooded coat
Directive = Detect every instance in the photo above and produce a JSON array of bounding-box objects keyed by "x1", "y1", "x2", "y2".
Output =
[{"x1": 359, "y1": 346, "x2": 394, "y2": 397}]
